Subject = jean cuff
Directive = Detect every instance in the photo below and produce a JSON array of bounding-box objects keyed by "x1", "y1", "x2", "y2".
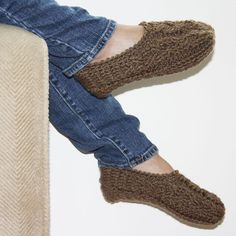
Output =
[
  {"x1": 62, "y1": 19, "x2": 117, "y2": 77},
  {"x1": 128, "y1": 145, "x2": 159, "y2": 168},
  {"x1": 97, "y1": 145, "x2": 159, "y2": 169}
]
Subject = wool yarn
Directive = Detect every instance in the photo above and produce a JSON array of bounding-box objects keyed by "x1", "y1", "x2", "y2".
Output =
[
  {"x1": 74, "y1": 20, "x2": 215, "y2": 98},
  {"x1": 99, "y1": 166, "x2": 225, "y2": 227}
]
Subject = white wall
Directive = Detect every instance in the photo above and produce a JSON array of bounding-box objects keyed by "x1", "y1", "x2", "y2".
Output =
[{"x1": 50, "y1": 0, "x2": 236, "y2": 235}]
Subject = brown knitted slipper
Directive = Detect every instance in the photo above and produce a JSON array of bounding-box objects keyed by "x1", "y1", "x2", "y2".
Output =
[
  {"x1": 99, "y1": 167, "x2": 225, "y2": 228},
  {"x1": 74, "y1": 20, "x2": 215, "y2": 98}
]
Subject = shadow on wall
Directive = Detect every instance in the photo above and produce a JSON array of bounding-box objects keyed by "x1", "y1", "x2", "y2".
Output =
[{"x1": 112, "y1": 51, "x2": 214, "y2": 96}]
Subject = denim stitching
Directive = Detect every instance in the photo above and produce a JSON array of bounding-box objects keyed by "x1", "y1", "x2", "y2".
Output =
[
  {"x1": 0, "y1": 7, "x2": 44, "y2": 37},
  {"x1": 97, "y1": 145, "x2": 159, "y2": 168},
  {"x1": 49, "y1": 75, "x2": 132, "y2": 166},
  {"x1": 97, "y1": 159, "x2": 132, "y2": 168},
  {"x1": 62, "y1": 19, "x2": 117, "y2": 76},
  {"x1": 106, "y1": 135, "x2": 133, "y2": 156},
  {"x1": 129, "y1": 145, "x2": 159, "y2": 167},
  {"x1": 50, "y1": 75, "x2": 159, "y2": 168},
  {"x1": 89, "y1": 19, "x2": 116, "y2": 57},
  {"x1": 46, "y1": 38, "x2": 84, "y2": 54},
  {"x1": 0, "y1": 7, "x2": 116, "y2": 77},
  {"x1": 61, "y1": 51, "x2": 91, "y2": 76},
  {"x1": 0, "y1": 7, "x2": 85, "y2": 56},
  {"x1": 49, "y1": 78, "x2": 101, "y2": 138}
]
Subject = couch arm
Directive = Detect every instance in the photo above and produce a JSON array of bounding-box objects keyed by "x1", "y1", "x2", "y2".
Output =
[{"x1": 0, "y1": 24, "x2": 50, "y2": 236}]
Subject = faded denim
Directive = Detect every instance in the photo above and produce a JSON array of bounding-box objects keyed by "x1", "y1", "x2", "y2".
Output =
[{"x1": 0, "y1": 0, "x2": 159, "y2": 168}]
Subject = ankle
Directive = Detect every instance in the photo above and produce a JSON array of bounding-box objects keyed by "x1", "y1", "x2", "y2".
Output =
[
  {"x1": 90, "y1": 24, "x2": 144, "y2": 64},
  {"x1": 132, "y1": 154, "x2": 174, "y2": 174}
]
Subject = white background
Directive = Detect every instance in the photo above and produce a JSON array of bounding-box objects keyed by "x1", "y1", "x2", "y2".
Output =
[{"x1": 49, "y1": 0, "x2": 236, "y2": 235}]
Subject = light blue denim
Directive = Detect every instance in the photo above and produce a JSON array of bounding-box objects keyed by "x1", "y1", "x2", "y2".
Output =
[{"x1": 0, "y1": 0, "x2": 159, "y2": 168}]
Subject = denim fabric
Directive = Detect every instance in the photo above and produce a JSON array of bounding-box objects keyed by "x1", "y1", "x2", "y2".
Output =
[
  {"x1": 0, "y1": 0, "x2": 116, "y2": 76},
  {"x1": 0, "y1": 0, "x2": 159, "y2": 168}
]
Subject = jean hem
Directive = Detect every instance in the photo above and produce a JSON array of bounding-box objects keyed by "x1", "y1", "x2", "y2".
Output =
[
  {"x1": 129, "y1": 145, "x2": 159, "y2": 168},
  {"x1": 97, "y1": 145, "x2": 159, "y2": 169},
  {"x1": 62, "y1": 19, "x2": 117, "y2": 77}
]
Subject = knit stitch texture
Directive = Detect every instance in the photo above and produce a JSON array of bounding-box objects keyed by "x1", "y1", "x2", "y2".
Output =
[
  {"x1": 99, "y1": 166, "x2": 225, "y2": 227},
  {"x1": 74, "y1": 20, "x2": 215, "y2": 98}
]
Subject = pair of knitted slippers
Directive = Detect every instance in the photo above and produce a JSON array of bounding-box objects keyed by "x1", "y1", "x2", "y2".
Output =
[
  {"x1": 99, "y1": 166, "x2": 225, "y2": 228},
  {"x1": 74, "y1": 20, "x2": 215, "y2": 98},
  {"x1": 75, "y1": 19, "x2": 224, "y2": 226}
]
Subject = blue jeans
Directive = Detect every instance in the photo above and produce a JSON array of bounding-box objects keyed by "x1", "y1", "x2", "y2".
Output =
[{"x1": 0, "y1": 0, "x2": 159, "y2": 168}]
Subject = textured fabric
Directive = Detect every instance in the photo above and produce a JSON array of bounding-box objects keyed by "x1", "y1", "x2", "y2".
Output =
[
  {"x1": 0, "y1": 24, "x2": 49, "y2": 236},
  {"x1": 99, "y1": 166, "x2": 225, "y2": 227},
  {"x1": 74, "y1": 20, "x2": 215, "y2": 98}
]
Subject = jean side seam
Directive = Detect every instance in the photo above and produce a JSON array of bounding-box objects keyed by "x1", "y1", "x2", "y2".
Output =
[
  {"x1": 49, "y1": 77, "x2": 132, "y2": 166},
  {"x1": 0, "y1": 7, "x2": 44, "y2": 38},
  {"x1": 129, "y1": 145, "x2": 159, "y2": 167},
  {"x1": 1, "y1": 7, "x2": 117, "y2": 77},
  {"x1": 62, "y1": 19, "x2": 117, "y2": 76},
  {"x1": 51, "y1": 75, "x2": 158, "y2": 169},
  {"x1": 49, "y1": 79, "x2": 100, "y2": 139},
  {"x1": 89, "y1": 19, "x2": 117, "y2": 58},
  {"x1": 0, "y1": 7, "x2": 85, "y2": 56}
]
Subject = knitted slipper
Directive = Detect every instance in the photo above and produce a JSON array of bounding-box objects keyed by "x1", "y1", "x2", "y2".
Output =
[
  {"x1": 74, "y1": 20, "x2": 215, "y2": 98},
  {"x1": 99, "y1": 166, "x2": 225, "y2": 227}
]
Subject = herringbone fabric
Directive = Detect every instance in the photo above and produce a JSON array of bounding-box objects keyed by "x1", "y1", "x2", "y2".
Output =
[{"x1": 0, "y1": 24, "x2": 50, "y2": 236}]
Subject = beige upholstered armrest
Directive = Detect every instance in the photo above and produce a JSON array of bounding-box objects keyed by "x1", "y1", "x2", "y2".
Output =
[{"x1": 0, "y1": 24, "x2": 50, "y2": 236}]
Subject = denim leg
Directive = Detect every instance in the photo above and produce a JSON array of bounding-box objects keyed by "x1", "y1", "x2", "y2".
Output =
[
  {"x1": 49, "y1": 63, "x2": 159, "y2": 168},
  {"x1": 0, "y1": 0, "x2": 159, "y2": 168},
  {"x1": 0, "y1": 0, "x2": 116, "y2": 76}
]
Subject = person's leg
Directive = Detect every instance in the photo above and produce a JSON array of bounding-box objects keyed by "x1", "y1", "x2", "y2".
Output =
[
  {"x1": 0, "y1": 1, "x2": 215, "y2": 99},
  {"x1": 49, "y1": 62, "x2": 166, "y2": 169},
  {"x1": 0, "y1": 0, "x2": 173, "y2": 173},
  {"x1": 0, "y1": 0, "x2": 116, "y2": 75}
]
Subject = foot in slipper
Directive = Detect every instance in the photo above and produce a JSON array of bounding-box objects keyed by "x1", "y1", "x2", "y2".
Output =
[
  {"x1": 99, "y1": 166, "x2": 225, "y2": 228},
  {"x1": 74, "y1": 20, "x2": 215, "y2": 98}
]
